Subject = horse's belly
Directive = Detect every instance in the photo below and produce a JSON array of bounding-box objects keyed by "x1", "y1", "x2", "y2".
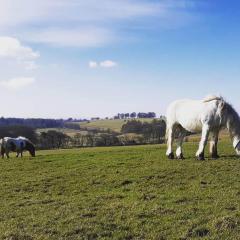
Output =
[{"x1": 178, "y1": 118, "x2": 202, "y2": 133}]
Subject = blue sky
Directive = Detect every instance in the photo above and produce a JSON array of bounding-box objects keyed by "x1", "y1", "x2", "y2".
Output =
[{"x1": 0, "y1": 0, "x2": 239, "y2": 118}]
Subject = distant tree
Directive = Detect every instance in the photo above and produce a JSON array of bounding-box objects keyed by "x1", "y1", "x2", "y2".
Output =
[
  {"x1": 85, "y1": 134, "x2": 94, "y2": 147},
  {"x1": 124, "y1": 113, "x2": 130, "y2": 119},
  {"x1": 130, "y1": 112, "x2": 136, "y2": 118},
  {"x1": 38, "y1": 130, "x2": 70, "y2": 149},
  {"x1": 121, "y1": 120, "x2": 143, "y2": 134},
  {"x1": 0, "y1": 125, "x2": 37, "y2": 143},
  {"x1": 91, "y1": 117, "x2": 100, "y2": 121},
  {"x1": 137, "y1": 112, "x2": 148, "y2": 118},
  {"x1": 147, "y1": 112, "x2": 156, "y2": 118},
  {"x1": 0, "y1": 117, "x2": 65, "y2": 129},
  {"x1": 137, "y1": 112, "x2": 156, "y2": 118},
  {"x1": 121, "y1": 119, "x2": 166, "y2": 143},
  {"x1": 73, "y1": 133, "x2": 85, "y2": 147}
]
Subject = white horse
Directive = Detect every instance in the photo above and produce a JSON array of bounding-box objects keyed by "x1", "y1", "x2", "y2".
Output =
[
  {"x1": 0, "y1": 136, "x2": 35, "y2": 158},
  {"x1": 166, "y1": 95, "x2": 240, "y2": 160}
]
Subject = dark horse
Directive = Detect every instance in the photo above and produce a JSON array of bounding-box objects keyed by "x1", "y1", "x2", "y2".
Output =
[{"x1": 0, "y1": 136, "x2": 35, "y2": 158}]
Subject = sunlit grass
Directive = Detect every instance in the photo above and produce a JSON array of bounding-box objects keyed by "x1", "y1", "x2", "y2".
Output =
[{"x1": 0, "y1": 141, "x2": 239, "y2": 239}]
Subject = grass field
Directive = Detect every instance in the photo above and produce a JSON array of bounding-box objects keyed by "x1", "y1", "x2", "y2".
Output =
[
  {"x1": 37, "y1": 128, "x2": 85, "y2": 137},
  {"x1": 80, "y1": 118, "x2": 155, "y2": 132},
  {"x1": 0, "y1": 140, "x2": 240, "y2": 239}
]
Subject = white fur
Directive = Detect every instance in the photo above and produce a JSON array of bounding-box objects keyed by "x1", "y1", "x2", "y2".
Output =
[{"x1": 166, "y1": 96, "x2": 240, "y2": 159}]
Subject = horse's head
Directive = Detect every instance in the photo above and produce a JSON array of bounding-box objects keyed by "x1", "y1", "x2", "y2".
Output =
[{"x1": 25, "y1": 140, "x2": 36, "y2": 157}]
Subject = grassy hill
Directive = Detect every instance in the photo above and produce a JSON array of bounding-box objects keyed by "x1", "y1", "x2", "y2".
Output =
[
  {"x1": 80, "y1": 118, "x2": 155, "y2": 132},
  {"x1": 36, "y1": 127, "x2": 84, "y2": 137},
  {"x1": 37, "y1": 118, "x2": 156, "y2": 137},
  {"x1": 0, "y1": 140, "x2": 239, "y2": 239}
]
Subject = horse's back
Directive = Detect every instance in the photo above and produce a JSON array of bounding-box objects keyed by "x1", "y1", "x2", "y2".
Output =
[
  {"x1": 166, "y1": 98, "x2": 221, "y2": 132},
  {"x1": 2, "y1": 137, "x2": 24, "y2": 151}
]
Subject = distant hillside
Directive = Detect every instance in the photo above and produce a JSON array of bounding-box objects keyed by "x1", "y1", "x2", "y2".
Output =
[{"x1": 79, "y1": 118, "x2": 157, "y2": 132}]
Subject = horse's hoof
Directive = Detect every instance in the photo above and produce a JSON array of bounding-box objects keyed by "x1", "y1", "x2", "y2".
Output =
[
  {"x1": 177, "y1": 153, "x2": 185, "y2": 160},
  {"x1": 211, "y1": 154, "x2": 219, "y2": 159},
  {"x1": 196, "y1": 155, "x2": 205, "y2": 160},
  {"x1": 167, "y1": 152, "x2": 174, "y2": 159}
]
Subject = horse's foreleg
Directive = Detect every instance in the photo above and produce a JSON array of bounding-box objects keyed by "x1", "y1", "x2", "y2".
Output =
[
  {"x1": 176, "y1": 131, "x2": 186, "y2": 160},
  {"x1": 166, "y1": 125, "x2": 175, "y2": 159},
  {"x1": 1, "y1": 148, "x2": 5, "y2": 159},
  {"x1": 196, "y1": 124, "x2": 210, "y2": 160},
  {"x1": 6, "y1": 151, "x2": 10, "y2": 159},
  {"x1": 209, "y1": 130, "x2": 219, "y2": 159}
]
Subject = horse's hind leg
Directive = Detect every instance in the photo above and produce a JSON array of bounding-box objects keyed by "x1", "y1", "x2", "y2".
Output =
[
  {"x1": 209, "y1": 130, "x2": 219, "y2": 159},
  {"x1": 196, "y1": 124, "x2": 210, "y2": 160},
  {"x1": 176, "y1": 130, "x2": 186, "y2": 160},
  {"x1": 166, "y1": 124, "x2": 175, "y2": 159}
]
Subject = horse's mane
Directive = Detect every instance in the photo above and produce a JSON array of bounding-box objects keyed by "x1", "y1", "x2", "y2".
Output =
[
  {"x1": 202, "y1": 95, "x2": 223, "y2": 103},
  {"x1": 202, "y1": 95, "x2": 240, "y2": 130},
  {"x1": 224, "y1": 102, "x2": 240, "y2": 121}
]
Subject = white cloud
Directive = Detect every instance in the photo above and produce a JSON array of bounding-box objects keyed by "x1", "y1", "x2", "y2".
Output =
[
  {"x1": 89, "y1": 60, "x2": 118, "y2": 68},
  {"x1": 0, "y1": 77, "x2": 35, "y2": 90},
  {"x1": 0, "y1": 36, "x2": 40, "y2": 72},
  {"x1": 100, "y1": 60, "x2": 117, "y2": 68},
  {"x1": 24, "y1": 61, "x2": 39, "y2": 70},
  {"x1": 0, "y1": 36, "x2": 39, "y2": 60},
  {"x1": 25, "y1": 28, "x2": 114, "y2": 48},
  {"x1": 89, "y1": 61, "x2": 98, "y2": 68}
]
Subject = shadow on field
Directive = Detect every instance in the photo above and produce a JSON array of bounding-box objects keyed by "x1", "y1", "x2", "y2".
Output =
[
  {"x1": 220, "y1": 154, "x2": 240, "y2": 159},
  {"x1": 167, "y1": 154, "x2": 240, "y2": 161}
]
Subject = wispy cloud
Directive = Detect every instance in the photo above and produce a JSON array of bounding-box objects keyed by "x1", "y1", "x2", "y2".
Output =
[
  {"x1": 89, "y1": 60, "x2": 118, "y2": 68},
  {"x1": 0, "y1": 0, "x2": 162, "y2": 27},
  {"x1": 25, "y1": 28, "x2": 115, "y2": 48},
  {"x1": 0, "y1": 77, "x2": 35, "y2": 90},
  {"x1": 0, "y1": 0, "x2": 199, "y2": 48}
]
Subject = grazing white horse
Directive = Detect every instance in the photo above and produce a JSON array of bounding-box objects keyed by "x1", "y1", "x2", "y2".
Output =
[
  {"x1": 166, "y1": 95, "x2": 240, "y2": 160},
  {"x1": 0, "y1": 136, "x2": 35, "y2": 158}
]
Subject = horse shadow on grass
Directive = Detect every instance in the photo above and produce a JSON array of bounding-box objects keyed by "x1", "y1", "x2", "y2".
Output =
[{"x1": 167, "y1": 154, "x2": 240, "y2": 161}]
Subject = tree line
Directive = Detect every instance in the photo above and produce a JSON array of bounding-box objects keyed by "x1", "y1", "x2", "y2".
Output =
[
  {"x1": 0, "y1": 117, "x2": 89, "y2": 129},
  {"x1": 114, "y1": 112, "x2": 156, "y2": 119},
  {"x1": 0, "y1": 117, "x2": 65, "y2": 128},
  {"x1": 0, "y1": 118, "x2": 166, "y2": 149}
]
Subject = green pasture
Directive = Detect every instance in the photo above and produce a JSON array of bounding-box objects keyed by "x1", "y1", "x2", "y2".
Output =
[{"x1": 0, "y1": 140, "x2": 239, "y2": 239}]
